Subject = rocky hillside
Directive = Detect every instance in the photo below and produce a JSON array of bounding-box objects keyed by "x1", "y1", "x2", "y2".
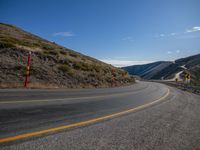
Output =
[
  {"x1": 0, "y1": 23, "x2": 134, "y2": 88},
  {"x1": 122, "y1": 54, "x2": 200, "y2": 85}
]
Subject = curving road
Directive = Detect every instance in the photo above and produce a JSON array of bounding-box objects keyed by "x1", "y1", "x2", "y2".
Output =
[{"x1": 0, "y1": 81, "x2": 200, "y2": 150}]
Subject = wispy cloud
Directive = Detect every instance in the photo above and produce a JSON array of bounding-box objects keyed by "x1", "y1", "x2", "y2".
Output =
[
  {"x1": 170, "y1": 32, "x2": 177, "y2": 36},
  {"x1": 160, "y1": 34, "x2": 165, "y2": 37},
  {"x1": 155, "y1": 26, "x2": 200, "y2": 39},
  {"x1": 167, "y1": 51, "x2": 172, "y2": 54},
  {"x1": 186, "y1": 26, "x2": 200, "y2": 33},
  {"x1": 167, "y1": 50, "x2": 182, "y2": 55},
  {"x1": 122, "y1": 36, "x2": 134, "y2": 42},
  {"x1": 154, "y1": 33, "x2": 166, "y2": 38},
  {"x1": 53, "y1": 32, "x2": 74, "y2": 37},
  {"x1": 176, "y1": 50, "x2": 180, "y2": 53},
  {"x1": 100, "y1": 59, "x2": 152, "y2": 67}
]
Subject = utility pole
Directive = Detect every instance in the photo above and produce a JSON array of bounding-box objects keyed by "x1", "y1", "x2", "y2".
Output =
[{"x1": 24, "y1": 52, "x2": 31, "y2": 88}]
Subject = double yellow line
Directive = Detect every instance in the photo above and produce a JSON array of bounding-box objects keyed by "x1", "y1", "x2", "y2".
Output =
[{"x1": 0, "y1": 88, "x2": 170, "y2": 143}]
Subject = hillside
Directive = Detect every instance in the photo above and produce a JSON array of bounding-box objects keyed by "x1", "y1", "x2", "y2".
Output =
[
  {"x1": 0, "y1": 23, "x2": 134, "y2": 88},
  {"x1": 123, "y1": 61, "x2": 173, "y2": 79},
  {"x1": 122, "y1": 54, "x2": 200, "y2": 85}
]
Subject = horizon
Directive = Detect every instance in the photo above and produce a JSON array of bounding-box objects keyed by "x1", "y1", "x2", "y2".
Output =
[{"x1": 0, "y1": 0, "x2": 200, "y2": 67}]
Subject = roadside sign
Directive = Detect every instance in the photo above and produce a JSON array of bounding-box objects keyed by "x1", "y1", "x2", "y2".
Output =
[{"x1": 185, "y1": 73, "x2": 191, "y2": 84}]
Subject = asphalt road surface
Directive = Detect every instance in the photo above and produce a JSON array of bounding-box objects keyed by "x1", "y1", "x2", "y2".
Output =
[{"x1": 0, "y1": 81, "x2": 200, "y2": 150}]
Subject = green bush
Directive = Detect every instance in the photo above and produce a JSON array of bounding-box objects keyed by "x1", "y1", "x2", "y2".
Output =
[
  {"x1": 57, "y1": 64, "x2": 71, "y2": 72},
  {"x1": 72, "y1": 61, "x2": 93, "y2": 71},
  {"x1": 0, "y1": 36, "x2": 18, "y2": 44},
  {"x1": 73, "y1": 61, "x2": 82, "y2": 70},
  {"x1": 92, "y1": 65, "x2": 101, "y2": 72},
  {"x1": 81, "y1": 63, "x2": 93, "y2": 71},
  {"x1": 67, "y1": 70, "x2": 74, "y2": 76},
  {"x1": 69, "y1": 52, "x2": 78, "y2": 58},
  {"x1": 59, "y1": 50, "x2": 67, "y2": 55},
  {"x1": 0, "y1": 41, "x2": 15, "y2": 48},
  {"x1": 44, "y1": 50, "x2": 59, "y2": 56},
  {"x1": 29, "y1": 67, "x2": 38, "y2": 75},
  {"x1": 0, "y1": 36, "x2": 39, "y2": 48},
  {"x1": 42, "y1": 45, "x2": 53, "y2": 50}
]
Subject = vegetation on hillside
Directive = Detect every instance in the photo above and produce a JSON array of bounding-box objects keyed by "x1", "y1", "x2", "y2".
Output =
[{"x1": 0, "y1": 23, "x2": 135, "y2": 88}]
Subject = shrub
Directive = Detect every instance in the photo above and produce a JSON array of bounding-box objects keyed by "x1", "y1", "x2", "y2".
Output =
[
  {"x1": 42, "y1": 45, "x2": 53, "y2": 50},
  {"x1": 29, "y1": 67, "x2": 38, "y2": 75},
  {"x1": 93, "y1": 65, "x2": 101, "y2": 72},
  {"x1": 59, "y1": 50, "x2": 67, "y2": 55},
  {"x1": 81, "y1": 57, "x2": 86, "y2": 61},
  {"x1": 44, "y1": 50, "x2": 59, "y2": 56},
  {"x1": 69, "y1": 52, "x2": 78, "y2": 58},
  {"x1": 0, "y1": 36, "x2": 18, "y2": 44},
  {"x1": 57, "y1": 64, "x2": 71, "y2": 72},
  {"x1": 88, "y1": 72, "x2": 96, "y2": 77},
  {"x1": 73, "y1": 61, "x2": 82, "y2": 70},
  {"x1": 81, "y1": 63, "x2": 93, "y2": 71},
  {"x1": 59, "y1": 59, "x2": 70, "y2": 65},
  {"x1": 122, "y1": 71, "x2": 128, "y2": 76},
  {"x1": 0, "y1": 36, "x2": 36, "y2": 48},
  {"x1": 103, "y1": 68, "x2": 110, "y2": 74},
  {"x1": 72, "y1": 61, "x2": 93, "y2": 71},
  {"x1": 0, "y1": 41, "x2": 15, "y2": 48}
]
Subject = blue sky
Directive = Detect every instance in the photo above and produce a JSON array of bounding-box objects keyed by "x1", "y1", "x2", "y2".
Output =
[{"x1": 0, "y1": 0, "x2": 200, "y2": 67}]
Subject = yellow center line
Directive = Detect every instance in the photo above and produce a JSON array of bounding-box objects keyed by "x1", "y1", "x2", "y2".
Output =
[{"x1": 0, "y1": 88, "x2": 170, "y2": 143}]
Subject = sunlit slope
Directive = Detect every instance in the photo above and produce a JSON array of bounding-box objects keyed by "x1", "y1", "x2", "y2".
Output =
[{"x1": 0, "y1": 23, "x2": 134, "y2": 88}]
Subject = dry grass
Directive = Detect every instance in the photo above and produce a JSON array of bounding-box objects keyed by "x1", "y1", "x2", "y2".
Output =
[
  {"x1": 0, "y1": 23, "x2": 136, "y2": 89},
  {"x1": 0, "y1": 82, "x2": 59, "y2": 89}
]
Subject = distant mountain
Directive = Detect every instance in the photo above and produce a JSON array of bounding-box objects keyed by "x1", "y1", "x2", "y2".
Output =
[
  {"x1": 123, "y1": 61, "x2": 173, "y2": 79},
  {"x1": 0, "y1": 23, "x2": 134, "y2": 88},
  {"x1": 122, "y1": 54, "x2": 200, "y2": 85}
]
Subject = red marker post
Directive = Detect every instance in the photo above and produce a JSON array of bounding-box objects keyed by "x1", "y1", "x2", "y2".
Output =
[{"x1": 24, "y1": 52, "x2": 31, "y2": 88}]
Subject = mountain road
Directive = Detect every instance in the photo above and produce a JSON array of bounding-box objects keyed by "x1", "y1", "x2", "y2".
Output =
[{"x1": 0, "y1": 81, "x2": 200, "y2": 150}]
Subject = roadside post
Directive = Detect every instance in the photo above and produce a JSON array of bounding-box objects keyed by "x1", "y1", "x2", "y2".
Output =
[{"x1": 24, "y1": 52, "x2": 31, "y2": 88}]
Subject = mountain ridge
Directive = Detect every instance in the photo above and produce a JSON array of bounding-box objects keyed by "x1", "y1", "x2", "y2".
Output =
[{"x1": 122, "y1": 54, "x2": 200, "y2": 85}]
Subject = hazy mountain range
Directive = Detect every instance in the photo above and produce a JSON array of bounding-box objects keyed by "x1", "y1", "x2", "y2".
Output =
[{"x1": 123, "y1": 54, "x2": 200, "y2": 85}]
